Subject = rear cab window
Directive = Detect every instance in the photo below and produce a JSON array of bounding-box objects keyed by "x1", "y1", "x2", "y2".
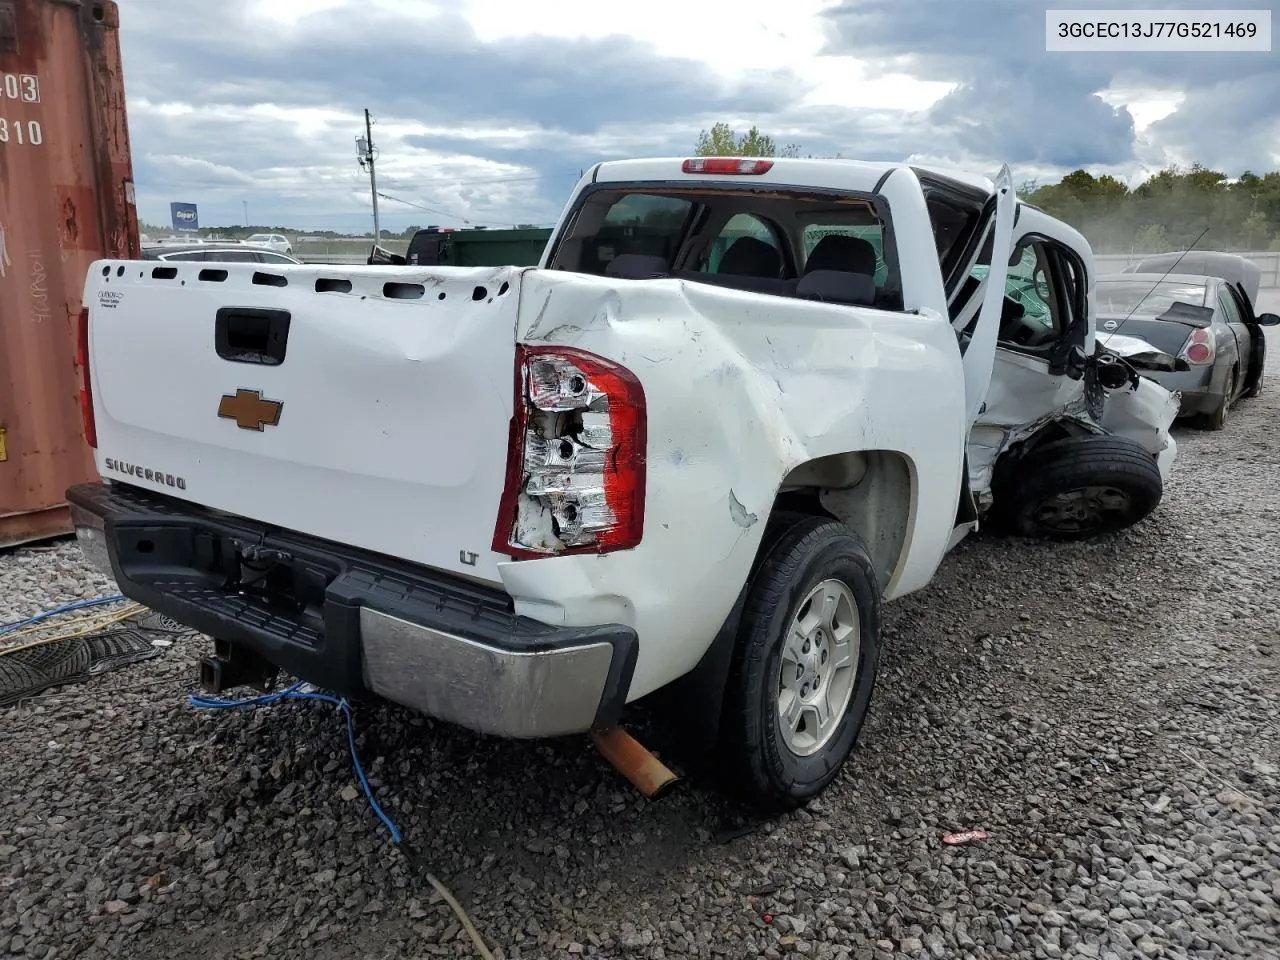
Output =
[{"x1": 545, "y1": 185, "x2": 903, "y2": 311}]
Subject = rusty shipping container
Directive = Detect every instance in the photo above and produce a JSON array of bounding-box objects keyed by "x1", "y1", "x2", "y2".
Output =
[{"x1": 0, "y1": 0, "x2": 138, "y2": 547}]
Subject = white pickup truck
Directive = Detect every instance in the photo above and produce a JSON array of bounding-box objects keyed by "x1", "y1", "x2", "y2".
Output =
[{"x1": 67, "y1": 157, "x2": 1176, "y2": 810}]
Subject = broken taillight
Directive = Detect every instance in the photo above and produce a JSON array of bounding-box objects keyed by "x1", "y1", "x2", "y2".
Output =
[
  {"x1": 1180, "y1": 327, "x2": 1215, "y2": 366},
  {"x1": 492, "y1": 346, "x2": 647, "y2": 558},
  {"x1": 76, "y1": 307, "x2": 97, "y2": 448}
]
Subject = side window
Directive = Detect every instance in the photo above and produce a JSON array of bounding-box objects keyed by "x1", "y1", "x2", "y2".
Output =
[
  {"x1": 1004, "y1": 242, "x2": 1056, "y2": 330},
  {"x1": 1217, "y1": 289, "x2": 1243, "y2": 326},
  {"x1": 925, "y1": 194, "x2": 981, "y2": 285},
  {"x1": 704, "y1": 213, "x2": 784, "y2": 276},
  {"x1": 995, "y1": 237, "x2": 1087, "y2": 352},
  {"x1": 801, "y1": 224, "x2": 888, "y2": 286},
  {"x1": 164, "y1": 251, "x2": 205, "y2": 261},
  {"x1": 258, "y1": 252, "x2": 293, "y2": 264},
  {"x1": 211, "y1": 251, "x2": 258, "y2": 263}
]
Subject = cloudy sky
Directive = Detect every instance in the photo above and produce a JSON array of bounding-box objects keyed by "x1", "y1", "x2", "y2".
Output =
[{"x1": 116, "y1": 0, "x2": 1279, "y2": 234}]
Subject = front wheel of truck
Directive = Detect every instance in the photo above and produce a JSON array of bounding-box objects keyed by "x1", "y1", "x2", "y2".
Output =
[
  {"x1": 720, "y1": 516, "x2": 882, "y2": 813},
  {"x1": 991, "y1": 435, "x2": 1163, "y2": 540}
]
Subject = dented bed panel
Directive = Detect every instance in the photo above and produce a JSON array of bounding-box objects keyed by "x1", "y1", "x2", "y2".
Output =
[{"x1": 501, "y1": 270, "x2": 968, "y2": 699}]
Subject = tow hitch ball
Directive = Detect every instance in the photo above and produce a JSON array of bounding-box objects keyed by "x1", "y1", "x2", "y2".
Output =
[{"x1": 198, "y1": 639, "x2": 278, "y2": 695}]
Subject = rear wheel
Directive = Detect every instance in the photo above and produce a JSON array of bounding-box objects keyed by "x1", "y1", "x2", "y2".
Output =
[
  {"x1": 992, "y1": 435, "x2": 1164, "y2": 540},
  {"x1": 719, "y1": 516, "x2": 881, "y2": 812},
  {"x1": 1201, "y1": 368, "x2": 1236, "y2": 430}
]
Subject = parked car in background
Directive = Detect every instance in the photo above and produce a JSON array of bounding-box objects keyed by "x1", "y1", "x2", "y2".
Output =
[
  {"x1": 142, "y1": 245, "x2": 302, "y2": 265},
  {"x1": 1096, "y1": 267, "x2": 1280, "y2": 429},
  {"x1": 244, "y1": 233, "x2": 293, "y2": 255}
]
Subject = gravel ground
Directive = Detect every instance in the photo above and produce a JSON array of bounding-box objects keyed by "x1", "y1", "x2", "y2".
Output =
[{"x1": 2, "y1": 329, "x2": 1278, "y2": 960}]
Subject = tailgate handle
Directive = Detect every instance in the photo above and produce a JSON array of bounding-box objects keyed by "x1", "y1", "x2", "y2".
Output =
[{"x1": 215, "y1": 307, "x2": 291, "y2": 366}]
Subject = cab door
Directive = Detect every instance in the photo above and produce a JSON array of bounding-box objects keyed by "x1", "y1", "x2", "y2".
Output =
[
  {"x1": 952, "y1": 164, "x2": 1018, "y2": 428},
  {"x1": 938, "y1": 165, "x2": 1017, "y2": 549}
]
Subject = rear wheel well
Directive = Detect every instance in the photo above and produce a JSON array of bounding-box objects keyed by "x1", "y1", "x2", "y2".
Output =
[
  {"x1": 774, "y1": 451, "x2": 914, "y2": 594},
  {"x1": 647, "y1": 451, "x2": 913, "y2": 759}
]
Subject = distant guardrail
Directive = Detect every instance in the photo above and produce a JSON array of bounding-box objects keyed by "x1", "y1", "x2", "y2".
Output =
[{"x1": 301, "y1": 250, "x2": 1280, "y2": 288}]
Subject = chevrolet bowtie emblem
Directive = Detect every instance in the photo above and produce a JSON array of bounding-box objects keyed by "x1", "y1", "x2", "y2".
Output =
[{"x1": 218, "y1": 388, "x2": 283, "y2": 431}]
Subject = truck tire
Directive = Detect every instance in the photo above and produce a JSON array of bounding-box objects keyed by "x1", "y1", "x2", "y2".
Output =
[
  {"x1": 992, "y1": 435, "x2": 1163, "y2": 540},
  {"x1": 719, "y1": 516, "x2": 881, "y2": 812}
]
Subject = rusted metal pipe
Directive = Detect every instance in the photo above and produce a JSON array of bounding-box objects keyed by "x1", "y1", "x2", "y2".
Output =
[{"x1": 590, "y1": 726, "x2": 680, "y2": 799}]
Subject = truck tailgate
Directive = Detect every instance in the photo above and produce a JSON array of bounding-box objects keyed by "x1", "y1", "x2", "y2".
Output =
[{"x1": 85, "y1": 262, "x2": 524, "y2": 584}]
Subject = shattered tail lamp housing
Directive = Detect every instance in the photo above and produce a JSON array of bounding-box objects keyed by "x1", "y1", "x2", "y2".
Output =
[
  {"x1": 1180, "y1": 327, "x2": 1215, "y2": 365},
  {"x1": 493, "y1": 345, "x2": 647, "y2": 558}
]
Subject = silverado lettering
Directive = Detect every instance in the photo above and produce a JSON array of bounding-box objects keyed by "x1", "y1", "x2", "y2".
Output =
[{"x1": 103, "y1": 458, "x2": 186, "y2": 490}]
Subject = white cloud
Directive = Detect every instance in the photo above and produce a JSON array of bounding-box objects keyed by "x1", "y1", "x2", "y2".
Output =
[{"x1": 116, "y1": 0, "x2": 1273, "y2": 232}]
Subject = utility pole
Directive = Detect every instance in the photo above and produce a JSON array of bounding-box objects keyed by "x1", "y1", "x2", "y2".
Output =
[
  {"x1": 356, "y1": 108, "x2": 381, "y2": 242},
  {"x1": 242, "y1": 200, "x2": 248, "y2": 227}
]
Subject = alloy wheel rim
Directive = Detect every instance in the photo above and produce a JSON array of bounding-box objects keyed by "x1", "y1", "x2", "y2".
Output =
[{"x1": 776, "y1": 579, "x2": 860, "y2": 757}]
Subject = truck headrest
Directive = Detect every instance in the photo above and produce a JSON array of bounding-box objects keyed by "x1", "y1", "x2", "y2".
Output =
[
  {"x1": 717, "y1": 236, "x2": 782, "y2": 278},
  {"x1": 795, "y1": 270, "x2": 877, "y2": 307},
  {"x1": 804, "y1": 234, "x2": 878, "y2": 276},
  {"x1": 605, "y1": 253, "x2": 670, "y2": 279}
]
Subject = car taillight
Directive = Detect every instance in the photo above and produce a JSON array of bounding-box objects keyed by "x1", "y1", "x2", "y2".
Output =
[
  {"x1": 492, "y1": 345, "x2": 647, "y2": 558},
  {"x1": 681, "y1": 157, "x2": 774, "y2": 175},
  {"x1": 1180, "y1": 327, "x2": 1215, "y2": 366},
  {"x1": 76, "y1": 307, "x2": 97, "y2": 448}
]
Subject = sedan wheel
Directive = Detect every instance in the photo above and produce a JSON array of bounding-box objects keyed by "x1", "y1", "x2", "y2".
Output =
[{"x1": 1203, "y1": 369, "x2": 1236, "y2": 431}]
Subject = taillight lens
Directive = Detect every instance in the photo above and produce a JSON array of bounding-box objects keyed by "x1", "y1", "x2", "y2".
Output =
[
  {"x1": 681, "y1": 157, "x2": 774, "y2": 175},
  {"x1": 492, "y1": 346, "x2": 647, "y2": 558},
  {"x1": 76, "y1": 307, "x2": 97, "y2": 448},
  {"x1": 1180, "y1": 327, "x2": 1215, "y2": 366}
]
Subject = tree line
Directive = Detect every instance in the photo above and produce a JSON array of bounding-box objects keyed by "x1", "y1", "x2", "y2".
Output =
[
  {"x1": 693, "y1": 124, "x2": 1280, "y2": 255},
  {"x1": 1019, "y1": 166, "x2": 1280, "y2": 255}
]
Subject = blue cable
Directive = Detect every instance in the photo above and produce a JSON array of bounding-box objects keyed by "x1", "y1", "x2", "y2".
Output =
[
  {"x1": 0, "y1": 593, "x2": 127, "y2": 637},
  {"x1": 188, "y1": 683, "x2": 402, "y2": 845},
  {"x1": 191, "y1": 684, "x2": 497, "y2": 958}
]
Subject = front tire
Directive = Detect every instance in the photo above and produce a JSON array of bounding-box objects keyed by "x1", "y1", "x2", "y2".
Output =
[
  {"x1": 719, "y1": 517, "x2": 881, "y2": 813},
  {"x1": 992, "y1": 435, "x2": 1164, "y2": 540}
]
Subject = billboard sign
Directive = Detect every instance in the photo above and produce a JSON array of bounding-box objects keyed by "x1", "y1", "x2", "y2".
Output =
[{"x1": 170, "y1": 202, "x2": 199, "y2": 233}]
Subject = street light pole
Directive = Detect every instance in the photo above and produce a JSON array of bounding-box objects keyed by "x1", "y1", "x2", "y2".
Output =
[{"x1": 360, "y1": 108, "x2": 381, "y2": 243}]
